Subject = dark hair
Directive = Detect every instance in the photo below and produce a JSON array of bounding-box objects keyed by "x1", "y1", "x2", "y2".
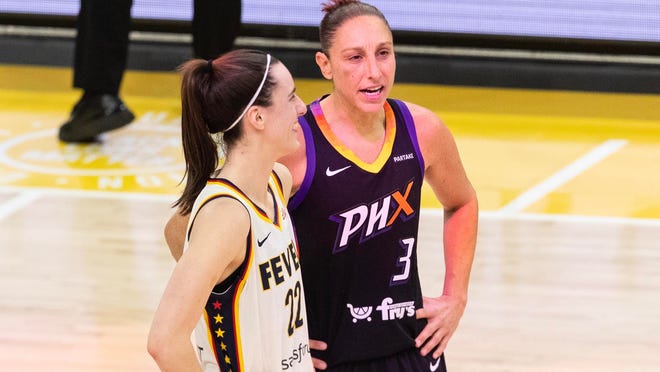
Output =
[
  {"x1": 174, "y1": 49, "x2": 280, "y2": 214},
  {"x1": 319, "y1": 0, "x2": 390, "y2": 53}
]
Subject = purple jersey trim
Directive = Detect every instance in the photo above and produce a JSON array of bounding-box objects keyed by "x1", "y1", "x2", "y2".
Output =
[
  {"x1": 392, "y1": 99, "x2": 425, "y2": 175},
  {"x1": 288, "y1": 114, "x2": 316, "y2": 210}
]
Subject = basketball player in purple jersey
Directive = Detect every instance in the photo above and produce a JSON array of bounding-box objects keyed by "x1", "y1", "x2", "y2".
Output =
[{"x1": 278, "y1": 1, "x2": 478, "y2": 370}]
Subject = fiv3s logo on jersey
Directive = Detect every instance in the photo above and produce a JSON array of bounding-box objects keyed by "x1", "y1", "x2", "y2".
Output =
[{"x1": 346, "y1": 297, "x2": 415, "y2": 323}]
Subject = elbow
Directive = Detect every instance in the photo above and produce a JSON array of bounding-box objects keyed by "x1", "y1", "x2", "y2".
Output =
[
  {"x1": 148, "y1": 324, "x2": 196, "y2": 370},
  {"x1": 147, "y1": 330, "x2": 171, "y2": 365},
  {"x1": 445, "y1": 192, "x2": 479, "y2": 218},
  {"x1": 147, "y1": 335, "x2": 161, "y2": 363},
  {"x1": 464, "y1": 186, "x2": 479, "y2": 211}
]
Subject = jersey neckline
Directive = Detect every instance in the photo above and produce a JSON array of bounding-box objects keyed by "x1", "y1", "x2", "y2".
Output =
[
  {"x1": 310, "y1": 99, "x2": 397, "y2": 174},
  {"x1": 207, "y1": 173, "x2": 283, "y2": 228}
]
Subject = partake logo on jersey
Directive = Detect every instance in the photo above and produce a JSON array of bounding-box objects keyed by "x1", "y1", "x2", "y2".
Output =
[
  {"x1": 0, "y1": 112, "x2": 185, "y2": 193},
  {"x1": 393, "y1": 152, "x2": 414, "y2": 162},
  {"x1": 347, "y1": 297, "x2": 416, "y2": 323},
  {"x1": 329, "y1": 179, "x2": 417, "y2": 253}
]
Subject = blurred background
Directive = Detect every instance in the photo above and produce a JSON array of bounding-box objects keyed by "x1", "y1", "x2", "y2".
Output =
[
  {"x1": 2, "y1": 0, "x2": 660, "y2": 91},
  {"x1": 1, "y1": 1, "x2": 659, "y2": 371}
]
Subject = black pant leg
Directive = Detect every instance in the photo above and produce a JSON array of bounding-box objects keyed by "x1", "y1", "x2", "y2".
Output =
[
  {"x1": 73, "y1": 0, "x2": 133, "y2": 94},
  {"x1": 192, "y1": 0, "x2": 242, "y2": 60}
]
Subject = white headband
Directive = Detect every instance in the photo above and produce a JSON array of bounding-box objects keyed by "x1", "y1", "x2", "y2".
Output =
[{"x1": 223, "y1": 53, "x2": 272, "y2": 133}]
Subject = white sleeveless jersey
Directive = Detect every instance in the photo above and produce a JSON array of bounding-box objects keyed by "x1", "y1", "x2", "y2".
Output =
[{"x1": 185, "y1": 172, "x2": 313, "y2": 372}]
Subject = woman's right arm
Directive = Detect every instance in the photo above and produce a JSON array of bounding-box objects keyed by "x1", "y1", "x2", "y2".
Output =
[{"x1": 148, "y1": 198, "x2": 250, "y2": 371}]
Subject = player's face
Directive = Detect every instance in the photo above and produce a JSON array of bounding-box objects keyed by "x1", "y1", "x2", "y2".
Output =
[
  {"x1": 262, "y1": 62, "x2": 306, "y2": 157},
  {"x1": 318, "y1": 15, "x2": 395, "y2": 113}
]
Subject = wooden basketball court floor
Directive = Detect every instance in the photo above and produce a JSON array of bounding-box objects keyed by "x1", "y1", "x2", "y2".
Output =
[{"x1": 1, "y1": 64, "x2": 659, "y2": 371}]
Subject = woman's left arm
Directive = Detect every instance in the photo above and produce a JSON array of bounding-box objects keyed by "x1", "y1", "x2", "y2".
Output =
[{"x1": 407, "y1": 102, "x2": 479, "y2": 359}]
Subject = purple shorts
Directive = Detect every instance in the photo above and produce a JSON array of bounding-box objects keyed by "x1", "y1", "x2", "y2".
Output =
[{"x1": 325, "y1": 348, "x2": 446, "y2": 372}]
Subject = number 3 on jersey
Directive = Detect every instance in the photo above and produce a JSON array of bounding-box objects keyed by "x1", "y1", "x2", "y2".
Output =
[
  {"x1": 392, "y1": 237, "x2": 414, "y2": 284},
  {"x1": 285, "y1": 280, "x2": 304, "y2": 336}
]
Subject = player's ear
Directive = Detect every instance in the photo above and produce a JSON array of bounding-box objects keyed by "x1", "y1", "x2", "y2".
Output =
[
  {"x1": 245, "y1": 106, "x2": 265, "y2": 131},
  {"x1": 315, "y1": 51, "x2": 332, "y2": 80}
]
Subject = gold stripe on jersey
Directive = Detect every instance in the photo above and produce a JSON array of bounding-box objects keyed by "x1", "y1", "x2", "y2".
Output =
[
  {"x1": 313, "y1": 100, "x2": 397, "y2": 173},
  {"x1": 270, "y1": 172, "x2": 285, "y2": 206},
  {"x1": 230, "y1": 231, "x2": 255, "y2": 371},
  {"x1": 206, "y1": 178, "x2": 283, "y2": 230}
]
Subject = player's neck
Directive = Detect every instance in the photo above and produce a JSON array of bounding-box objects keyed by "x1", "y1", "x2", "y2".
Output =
[
  {"x1": 219, "y1": 151, "x2": 275, "y2": 211},
  {"x1": 322, "y1": 94, "x2": 385, "y2": 141}
]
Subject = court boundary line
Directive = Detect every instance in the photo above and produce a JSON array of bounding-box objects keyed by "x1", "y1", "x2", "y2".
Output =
[
  {"x1": 499, "y1": 139, "x2": 628, "y2": 214},
  {"x1": 2, "y1": 186, "x2": 659, "y2": 226},
  {"x1": 421, "y1": 209, "x2": 660, "y2": 227},
  {"x1": 0, "y1": 190, "x2": 42, "y2": 221},
  {"x1": 0, "y1": 186, "x2": 176, "y2": 202}
]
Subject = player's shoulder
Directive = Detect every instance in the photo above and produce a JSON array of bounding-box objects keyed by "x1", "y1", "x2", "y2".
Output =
[
  {"x1": 273, "y1": 162, "x2": 294, "y2": 201},
  {"x1": 396, "y1": 100, "x2": 448, "y2": 140},
  {"x1": 398, "y1": 100, "x2": 443, "y2": 125},
  {"x1": 191, "y1": 195, "x2": 251, "y2": 245},
  {"x1": 197, "y1": 192, "x2": 249, "y2": 220}
]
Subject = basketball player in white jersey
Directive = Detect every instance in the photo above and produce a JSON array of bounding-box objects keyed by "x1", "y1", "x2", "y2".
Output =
[{"x1": 148, "y1": 49, "x2": 314, "y2": 372}]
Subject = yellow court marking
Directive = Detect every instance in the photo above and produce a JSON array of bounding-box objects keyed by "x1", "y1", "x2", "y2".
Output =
[
  {"x1": 0, "y1": 87, "x2": 183, "y2": 194},
  {"x1": 1, "y1": 64, "x2": 659, "y2": 219},
  {"x1": 527, "y1": 142, "x2": 660, "y2": 218},
  {"x1": 408, "y1": 87, "x2": 660, "y2": 219}
]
